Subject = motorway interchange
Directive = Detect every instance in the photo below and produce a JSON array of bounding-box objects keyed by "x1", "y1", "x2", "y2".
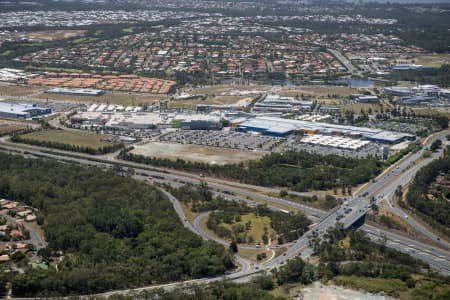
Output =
[{"x1": 0, "y1": 131, "x2": 450, "y2": 297}]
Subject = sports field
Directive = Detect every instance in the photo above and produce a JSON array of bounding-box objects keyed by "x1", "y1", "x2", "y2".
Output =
[
  {"x1": 221, "y1": 213, "x2": 274, "y2": 245},
  {"x1": 168, "y1": 96, "x2": 251, "y2": 109},
  {"x1": 189, "y1": 84, "x2": 271, "y2": 96},
  {"x1": 19, "y1": 130, "x2": 117, "y2": 149},
  {"x1": 280, "y1": 85, "x2": 358, "y2": 98}
]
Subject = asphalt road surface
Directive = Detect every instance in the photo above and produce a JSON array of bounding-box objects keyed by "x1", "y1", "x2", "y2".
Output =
[{"x1": 2, "y1": 130, "x2": 450, "y2": 299}]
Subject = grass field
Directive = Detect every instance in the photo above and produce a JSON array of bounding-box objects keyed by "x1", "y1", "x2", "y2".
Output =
[
  {"x1": 221, "y1": 213, "x2": 274, "y2": 245},
  {"x1": 280, "y1": 85, "x2": 358, "y2": 98},
  {"x1": 189, "y1": 84, "x2": 270, "y2": 96},
  {"x1": 342, "y1": 102, "x2": 385, "y2": 113},
  {"x1": 0, "y1": 124, "x2": 28, "y2": 136},
  {"x1": 19, "y1": 130, "x2": 117, "y2": 149},
  {"x1": 34, "y1": 91, "x2": 165, "y2": 106},
  {"x1": 237, "y1": 248, "x2": 272, "y2": 263},
  {"x1": 413, "y1": 108, "x2": 450, "y2": 117},
  {"x1": 168, "y1": 95, "x2": 251, "y2": 109},
  {"x1": 317, "y1": 98, "x2": 345, "y2": 105},
  {"x1": 131, "y1": 142, "x2": 265, "y2": 165},
  {"x1": 412, "y1": 54, "x2": 450, "y2": 68},
  {"x1": 333, "y1": 276, "x2": 407, "y2": 294},
  {"x1": 338, "y1": 236, "x2": 351, "y2": 249}
]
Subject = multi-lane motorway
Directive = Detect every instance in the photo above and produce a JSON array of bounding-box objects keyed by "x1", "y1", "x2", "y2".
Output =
[
  {"x1": 363, "y1": 224, "x2": 450, "y2": 274},
  {"x1": 266, "y1": 130, "x2": 450, "y2": 270},
  {"x1": 1, "y1": 130, "x2": 450, "y2": 298}
]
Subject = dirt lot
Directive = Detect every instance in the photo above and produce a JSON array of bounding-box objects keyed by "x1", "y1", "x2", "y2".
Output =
[
  {"x1": 300, "y1": 282, "x2": 394, "y2": 300},
  {"x1": 131, "y1": 142, "x2": 265, "y2": 165},
  {"x1": 0, "y1": 84, "x2": 44, "y2": 96},
  {"x1": 33, "y1": 91, "x2": 165, "y2": 105},
  {"x1": 28, "y1": 30, "x2": 86, "y2": 42}
]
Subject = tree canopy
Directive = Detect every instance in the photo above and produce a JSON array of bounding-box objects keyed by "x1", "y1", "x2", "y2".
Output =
[{"x1": 0, "y1": 153, "x2": 233, "y2": 297}]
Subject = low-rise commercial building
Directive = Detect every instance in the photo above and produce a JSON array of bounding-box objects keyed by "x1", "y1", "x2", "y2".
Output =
[
  {"x1": 46, "y1": 87, "x2": 104, "y2": 96},
  {"x1": 173, "y1": 114, "x2": 222, "y2": 130},
  {"x1": 0, "y1": 101, "x2": 52, "y2": 119},
  {"x1": 236, "y1": 116, "x2": 415, "y2": 144}
]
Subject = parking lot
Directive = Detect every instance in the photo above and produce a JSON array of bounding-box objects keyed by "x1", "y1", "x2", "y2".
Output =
[
  {"x1": 285, "y1": 136, "x2": 384, "y2": 159},
  {"x1": 158, "y1": 130, "x2": 385, "y2": 159},
  {"x1": 160, "y1": 130, "x2": 284, "y2": 152},
  {"x1": 365, "y1": 120, "x2": 428, "y2": 135}
]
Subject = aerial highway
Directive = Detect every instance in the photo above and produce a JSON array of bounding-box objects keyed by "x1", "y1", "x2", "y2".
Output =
[
  {"x1": 385, "y1": 188, "x2": 450, "y2": 250},
  {"x1": 0, "y1": 138, "x2": 325, "y2": 217},
  {"x1": 264, "y1": 130, "x2": 450, "y2": 271},
  {"x1": 363, "y1": 224, "x2": 450, "y2": 274},
  {"x1": 380, "y1": 147, "x2": 450, "y2": 250},
  {"x1": 2, "y1": 129, "x2": 450, "y2": 300}
]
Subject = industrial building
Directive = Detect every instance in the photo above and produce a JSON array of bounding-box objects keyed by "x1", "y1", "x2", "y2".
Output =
[
  {"x1": 411, "y1": 85, "x2": 440, "y2": 97},
  {"x1": 367, "y1": 131, "x2": 416, "y2": 144},
  {"x1": 105, "y1": 114, "x2": 161, "y2": 130},
  {"x1": 355, "y1": 95, "x2": 379, "y2": 103},
  {"x1": 300, "y1": 134, "x2": 370, "y2": 150},
  {"x1": 401, "y1": 95, "x2": 437, "y2": 106},
  {"x1": 46, "y1": 87, "x2": 104, "y2": 96},
  {"x1": 86, "y1": 104, "x2": 139, "y2": 112},
  {"x1": 196, "y1": 104, "x2": 243, "y2": 112},
  {"x1": 319, "y1": 107, "x2": 340, "y2": 114},
  {"x1": 0, "y1": 68, "x2": 30, "y2": 82},
  {"x1": 290, "y1": 134, "x2": 386, "y2": 158},
  {"x1": 253, "y1": 95, "x2": 312, "y2": 112},
  {"x1": 392, "y1": 64, "x2": 433, "y2": 70},
  {"x1": 384, "y1": 87, "x2": 412, "y2": 97},
  {"x1": 70, "y1": 111, "x2": 171, "y2": 130},
  {"x1": 385, "y1": 85, "x2": 446, "y2": 100},
  {"x1": 172, "y1": 114, "x2": 222, "y2": 130},
  {"x1": 235, "y1": 116, "x2": 415, "y2": 144},
  {"x1": 441, "y1": 90, "x2": 450, "y2": 100},
  {"x1": 0, "y1": 101, "x2": 52, "y2": 119}
]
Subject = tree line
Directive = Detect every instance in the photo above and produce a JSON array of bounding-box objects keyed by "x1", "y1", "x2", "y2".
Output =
[
  {"x1": 405, "y1": 150, "x2": 450, "y2": 237},
  {"x1": 121, "y1": 149, "x2": 381, "y2": 192}
]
